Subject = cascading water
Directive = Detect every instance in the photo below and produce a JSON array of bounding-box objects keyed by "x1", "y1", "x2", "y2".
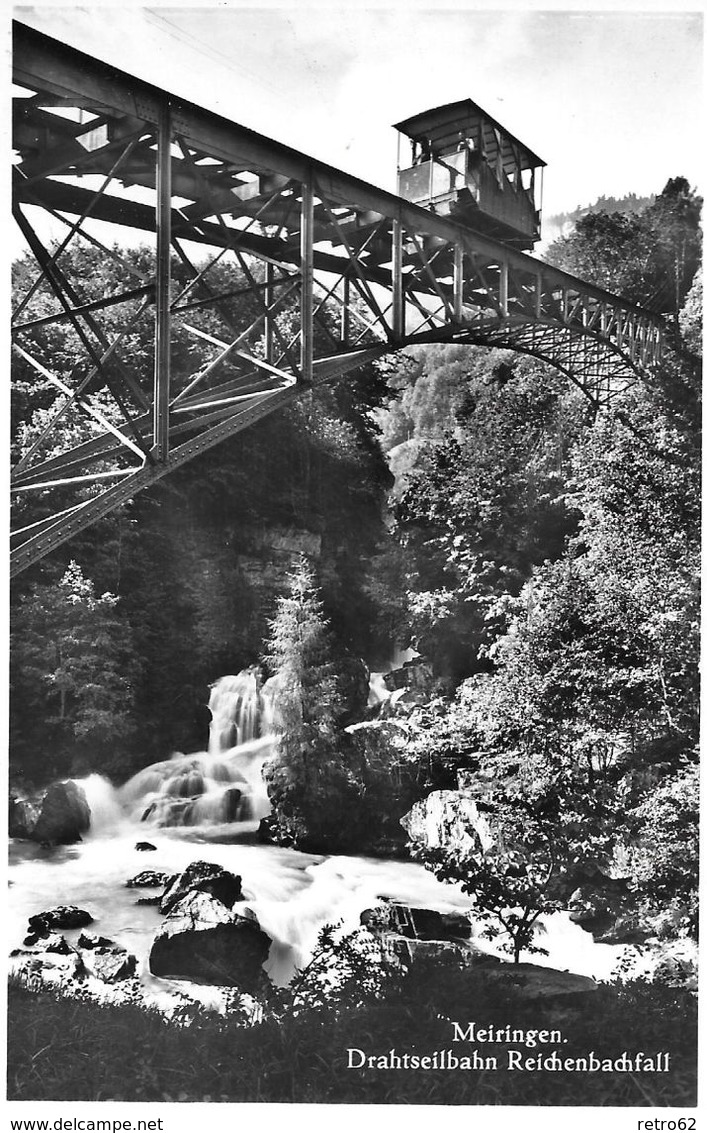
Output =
[
  {"x1": 8, "y1": 666, "x2": 639, "y2": 1012},
  {"x1": 119, "y1": 670, "x2": 276, "y2": 829}
]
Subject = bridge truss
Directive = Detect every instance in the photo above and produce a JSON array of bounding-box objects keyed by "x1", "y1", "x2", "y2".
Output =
[{"x1": 11, "y1": 22, "x2": 665, "y2": 577}]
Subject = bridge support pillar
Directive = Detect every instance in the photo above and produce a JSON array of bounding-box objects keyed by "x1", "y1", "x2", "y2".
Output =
[
  {"x1": 392, "y1": 219, "x2": 404, "y2": 337},
  {"x1": 453, "y1": 244, "x2": 464, "y2": 323},
  {"x1": 153, "y1": 99, "x2": 172, "y2": 462},
  {"x1": 340, "y1": 275, "x2": 350, "y2": 342},
  {"x1": 300, "y1": 178, "x2": 314, "y2": 383},
  {"x1": 264, "y1": 262, "x2": 275, "y2": 364},
  {"x1": 499, "y1": 260, "x2": 508, "y2": 317}
]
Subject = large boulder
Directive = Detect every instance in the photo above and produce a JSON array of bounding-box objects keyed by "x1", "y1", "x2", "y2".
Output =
[
  {"x1": 464, "y1": 962, "x2": 598, "y2": 1002},
  {"x1": 593, "y1": 913, "x2": 653, "y2": 946},
  {"x1": 27, "y1": 905, "x2": 94, "y2": 938},
  {"x1": 11, "y1": 932, "x2": 74, "y2": 957},
  {"x1": 568, "y1": 887, "x2": 616, "y2": 934},
  {"x1": 30, "y1": 781, "x2": 91, "y2": 846},
  {"x1": 126, "y1": 870, "x2": 173, "y2": 889},
  {"x1": 77, "y1": 933, "x2": 137, "y2": 983},
  {"x1": 567, "y1": 881, "x2": 648, "y2": 944},
  {"x1": 257, "y1": 816, "x2": 277, "y2": 844},
  {"x1": 361, "y1": 901, "x2": 490, "y2": 971},
  {"x1": 149, "y1": 890, "x2": 271, "y2": 990},
  {"x1": 383, "y1": 660, "x2": 436, "y2": 699},
  {"x1": 361, "y1": 902, "x2": 472, "y2": 941},
  {"x1": 9, "y1": 796, "x2": 39, "y2": 839},
  {"x1": 222, "y1": 788, "x2": 243, "y2": 823},
  {"x1": 385, "y1": 936, "x2": 494, "y2": 969},
  {"x1": 401, "y1": 790, "x2": 494, "y2": 855},
  {"x1": 159, "y1": 860, "x2": 243, "y2": 915}
]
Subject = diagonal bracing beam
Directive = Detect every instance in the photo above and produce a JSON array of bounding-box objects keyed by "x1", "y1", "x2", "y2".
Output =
[{"x1": 11, "y1": 20, "x2": 665, "y2": 575}]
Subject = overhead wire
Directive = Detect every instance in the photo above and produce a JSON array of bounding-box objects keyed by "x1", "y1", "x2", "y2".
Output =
[{"x1": 143, "y1": 10, "x2": 282, "y2": 99}]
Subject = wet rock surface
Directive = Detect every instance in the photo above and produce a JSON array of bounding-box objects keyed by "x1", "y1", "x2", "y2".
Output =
[
  {"x1": 401, "y1": 790, "x2": 493, "y2": 856},
  {"x1": 9, "y1": 796, "x2": 39, "y2": 839},
  {"x1": 18, "y1": 781, "x2": 91, "y2": 846},
  {"x1": 385, "y1": 936, "x2": 494, "y2": 968},
  {"x1": 24, "y1": 932, "x2": 74, "y2": 955},
  {"x1": 149, "y1": 891, "x2": 271, "y2": 990},
  {"x1": 362, "y1": 902, "x2": 472, "y2": 941},
  {"x1": 361, "y1": 900, "x2": 490, "y2": 971},
  {"x1": 13, "y1": 929, "x2": 137, "y2": 986},
  {"x1": 28, "y1": 905, "x2": 94, "y2": 936},
  {"x1": 77, "y1": 933, "x2": 137, "y2": 983},
  {"x1": 159, "y1": 860, "x2": 243, "y2": 915},
  {"x1": 126, "y1": 870, "x2": 173, "y2": 889},
  {"x1": 222, "y1": 788, "x2": 243, "y2": 823}
]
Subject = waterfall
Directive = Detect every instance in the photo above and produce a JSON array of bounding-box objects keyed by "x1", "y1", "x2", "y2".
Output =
[
  {"x1": 118, "y1": 670, "x2": 277, "y2": 829},
  {"x1": 208, "y1": 670, "x2": 275, "y2": 753},
  {"x1": 71, "y1": 773, "x2": 128, "y2": 836},
  {"x1": 367, "y1": 645, "x2": 419, "y2": 708},
  {"x1": 10, "y1": 666, "x2": 637, "y2": 999}
]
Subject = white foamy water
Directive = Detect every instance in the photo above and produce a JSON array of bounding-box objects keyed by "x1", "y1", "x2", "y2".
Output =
[
  {"x1": 8, "y1": 828, "x2": 629, "y2": 995},
  {"x1": 118, "y1": 670, "x2": 276, "y2": 828},
  {"x1": 8, "y1": 671, "x2": 634, "y2": 1007}
]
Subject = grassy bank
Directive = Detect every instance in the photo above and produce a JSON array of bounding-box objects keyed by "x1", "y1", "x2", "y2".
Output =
[{"x1": 7, "y1": 963, "x2": 697, "y2": 1106}]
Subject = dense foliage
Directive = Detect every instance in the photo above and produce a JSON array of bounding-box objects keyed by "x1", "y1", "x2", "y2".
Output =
[
  {"x1": 261, "y1": 557, "x2": 363, "y2": 850},
  {"x1": 10, "y1": 177, "x2": 701, "y2": 958},
  {"x1": 10, "y1": 561, "x2": 138, "y2": 780},
  {"x1": 387, "y1": 348, "x2": 584, "y2": 682},
  {"x1": 386, "y1": 179, "x2": 701, "y2": 953},
  {"x1": 545, "y1": 178, "x2": 702, "y2": 332},
  {"x1": 262, "y1": 557, "x2": 426, "y2": 852}
]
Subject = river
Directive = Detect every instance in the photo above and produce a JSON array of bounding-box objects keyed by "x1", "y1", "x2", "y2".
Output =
[{"x1": 8, "y1": 673, "x2": 631, "y2": 1010}]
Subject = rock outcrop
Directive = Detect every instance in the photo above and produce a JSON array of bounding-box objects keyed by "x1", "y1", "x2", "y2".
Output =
[
  {"x1": 222, "y1": 788, "x2": 243, "y2": 823},
  {"x1": 361, "y1": 902, "x2": 472, "y2": 942},
  {"x1": 126, "y1": 870, "x2": 173, "y2": 889},
  {"x1": 149, "y1": 891, "x2": 271, "y2": 990},
  {"x1": 146, "y1": 859, "x2": 269, "y2": 990},
  {"x1": 12, "y1": 929, "x2": 137, "y2": 986},
  {"x1": 18, "y1": 949, "x2": 86, "y2": 983},
  {"x1": 159, "y1": 860, "x2": 243, "y2": 915},
  {"x1": 27, "y1": 905, "x2": 94, "y2": 939},
  {"x1": 77, "y1": 933, "x2": 137, "y2": 982},
  {"x1": 9, "y1": 796, "x2": 39, "y2": 839},
  {"x1": 361, "y1": 900, "x2": 492, "y2": 970},
  {"x1": 386, "y1": 936, "x2": 491, "y2": 968},
  {"x1": 401, "y1": 790, "x2": 493, "y2": 855},
  {"x1": 463, "y1": 962, "x2": 598, "y2": 1002},
  {"x1": 15, "y1": 781, "x2": 91, "y2": 846}
]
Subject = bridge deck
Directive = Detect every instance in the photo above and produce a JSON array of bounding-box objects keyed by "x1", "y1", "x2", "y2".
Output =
[{"x1": 11, "y1": 22, "x2": 664, "y2": 576}]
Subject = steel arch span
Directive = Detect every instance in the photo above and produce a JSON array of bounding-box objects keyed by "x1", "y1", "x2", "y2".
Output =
[{"x1": 11, "y1": 22, "x2": 665, "y2": 577}]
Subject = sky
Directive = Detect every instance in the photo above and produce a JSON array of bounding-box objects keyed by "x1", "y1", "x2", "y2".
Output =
[{"x1": 12, "y1": 2, "x2": 704, "y2": 228}]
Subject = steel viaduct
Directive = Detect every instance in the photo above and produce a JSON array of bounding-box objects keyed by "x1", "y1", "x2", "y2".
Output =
[{"x1": 11, "y1": 22, "x2": 665, "y2": 578}]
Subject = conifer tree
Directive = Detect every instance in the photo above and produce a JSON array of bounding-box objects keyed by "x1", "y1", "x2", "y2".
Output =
[
  {"x1": 264, "y1": 555, "x2": 342, "y2": 731},
  {"x1": 262, "y1": 557, "x2": 361, "y2": 851},
  {"x1": 11, "y1": 561, "x2": 137, "y2": 778}
]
